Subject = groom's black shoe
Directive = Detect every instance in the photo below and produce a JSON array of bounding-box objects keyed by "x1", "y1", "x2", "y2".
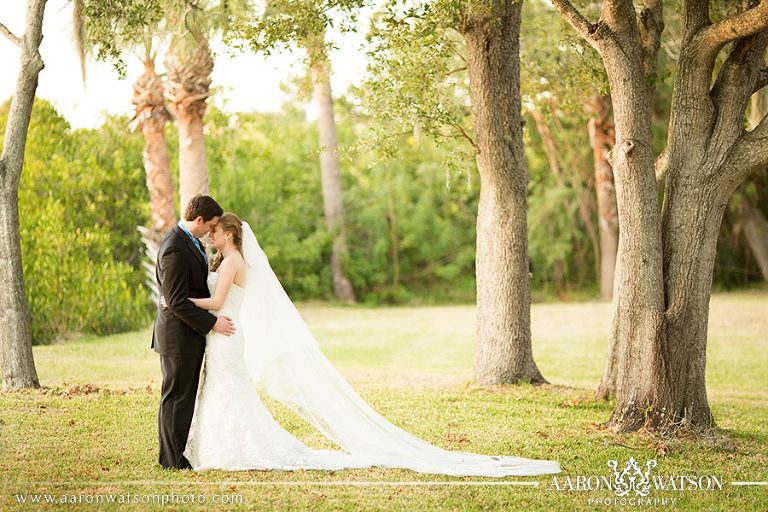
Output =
[{"x1": 160, "y1": 460, "x2": 192, "y2": 470}]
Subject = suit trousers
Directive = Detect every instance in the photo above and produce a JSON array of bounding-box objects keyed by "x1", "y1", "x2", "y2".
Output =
[{"x1": 158, "y1": 355, "x2": 203, "y2": 469}]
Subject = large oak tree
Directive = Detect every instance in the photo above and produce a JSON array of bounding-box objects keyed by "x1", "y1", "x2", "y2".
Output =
[{"x1": 552, "y1": 0, "x2": 768, "y2": 432}]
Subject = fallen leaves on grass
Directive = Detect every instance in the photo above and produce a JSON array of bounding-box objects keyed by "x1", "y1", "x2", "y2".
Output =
[{"x1": 445, "y1": 432, "x2": 470, "y2": 445}]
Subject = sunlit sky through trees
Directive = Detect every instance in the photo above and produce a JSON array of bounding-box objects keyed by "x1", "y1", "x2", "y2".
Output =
[{"x1": 0, "y1": 0, "x2": 370, "y2": 128}]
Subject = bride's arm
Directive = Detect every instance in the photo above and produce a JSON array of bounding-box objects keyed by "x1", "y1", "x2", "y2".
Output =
[{"x1": 190, "y1": 258, "x2": 238, "y2": 311}]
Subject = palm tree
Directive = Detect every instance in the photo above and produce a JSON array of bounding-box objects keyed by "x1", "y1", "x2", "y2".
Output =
[
  {"x1": 76, "y1": 1, "x2": 174, "y2": 303},
  {"x1": 164, "y1": 0, "x2": 251, "y2": 214},
  {"x1": 165, "y1": 33, "x2": 214, "y2": 213},
  {"x1": 131, "y1": 53, "x2": 177, "y2": 304},
  {"x1": 131, "y1": 54, "x2": 176, "y2": 239}
]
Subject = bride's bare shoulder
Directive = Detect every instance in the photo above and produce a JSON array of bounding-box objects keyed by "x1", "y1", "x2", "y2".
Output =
[{"x1": 221, "y1": 252, "x2": 245, "y2": 270}]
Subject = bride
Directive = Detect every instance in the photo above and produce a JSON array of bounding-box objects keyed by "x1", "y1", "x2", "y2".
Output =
[{"x1": 182, "y1": 213, "x2": 560, "y2": 476}]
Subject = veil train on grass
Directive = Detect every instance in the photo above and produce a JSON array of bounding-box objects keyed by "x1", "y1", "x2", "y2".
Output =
[{"x1": 238, "y1": 221, "x2": 560, "y2": 477}]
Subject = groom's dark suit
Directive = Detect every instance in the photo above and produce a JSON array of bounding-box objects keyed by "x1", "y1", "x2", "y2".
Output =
[{"x1": 151, "y1": 224, "x2": 217, "y2": 469}]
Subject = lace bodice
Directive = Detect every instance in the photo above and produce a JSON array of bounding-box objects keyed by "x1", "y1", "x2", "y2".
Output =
[{"x1": 206, "y1": 272, "x2": 245, "y2": 318}]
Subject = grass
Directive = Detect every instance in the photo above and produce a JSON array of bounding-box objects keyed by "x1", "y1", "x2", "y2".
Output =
[{"x1": 1, "y1": 290, "x2": 767, "y2": 511}]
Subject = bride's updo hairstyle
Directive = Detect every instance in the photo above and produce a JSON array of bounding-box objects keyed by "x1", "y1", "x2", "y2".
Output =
[{"x1": 210, "y1": 212, "x2": 244, "y2": 271}]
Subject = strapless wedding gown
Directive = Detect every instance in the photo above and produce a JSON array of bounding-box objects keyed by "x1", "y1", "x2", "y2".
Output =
[
  {"x1": 184, "y1": 271, "x2": 560, "y2": 476},
  {"x1": 183, "y1": 273, "x2": 373, "y2": 471}
]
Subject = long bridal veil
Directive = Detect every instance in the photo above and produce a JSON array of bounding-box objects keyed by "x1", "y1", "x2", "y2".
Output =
[{"x1": 238, "y1": 221, "x2": 560, "y2": 477}]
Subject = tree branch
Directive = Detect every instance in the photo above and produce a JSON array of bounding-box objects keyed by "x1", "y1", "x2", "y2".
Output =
[
  {"x1": 601, "y1": 0, "x2": 639, "y2": 42},
  {"x1": 708, "y1": 31, "x2": 768, "y2": 165},
  {"x1": 0, "y1": 21, "x2": 22, "y2": 46},
  {"x1": 1, "y1": 0, "x2": 46, "y2": 190},
  {"x1": 549, "y1": 0, "x2": 597, "y2": 42},
  {"x1": 451, "y1": 121, "x2": 478, "y2": 152},
  {"x1": 700, "y1": 0, "x2": 768, "y2": 49},
  {"x1": 721, "y1": 110, "x2": 768, "y2": 186},
  {"x1": 445, "y1": 66, "x2": 467, "y2": 77}
]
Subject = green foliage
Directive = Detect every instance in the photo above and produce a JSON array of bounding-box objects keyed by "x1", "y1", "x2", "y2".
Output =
[
  {"x1": 204, "y1": 103, "x2": 477, "y2": 303},
  {"x1": 83, "y1": 0, "x2": 165, "y2": 76},
  {"x1": 229, "y1": 0, "x2": 365, "y2": 59},
  {"x1": 521, "y1": 0, "x2": 608, "y2": 116},
  {"x1": 341, "y1": 129, "x2": 478, "y2": 304},
  {"x1": 84, "y1": 0, "x2": 254, "y2": 76},
  {"x1": 206, "y1": 106, "x2": 332, "y2": 298},
  {"x1": 0, "y1": 100, "x2": 152, "y2": 344},
  {"x1": 359, "y1": 1, "x2": 472, "y2": 153}
]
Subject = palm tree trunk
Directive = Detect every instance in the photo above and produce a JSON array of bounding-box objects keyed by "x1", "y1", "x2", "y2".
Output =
[
  {"x1": 306, "y1": 34, "x2": 356, "y2": 303},
  {"x1": 165, "y1": 40, "x2": 213, "y2": 214},
  {"x1": 586, "y1": 94, "x2": 618, "y2": 302},
  {"x1": 131, "y1": 55, "x2": 175, "y2": 305},
  {"x1": 132, "y1": 56, "x2": 175, "y2": 239},
  {"x1": 0, "y1": 0, "x2": 46, "y2": 390}
]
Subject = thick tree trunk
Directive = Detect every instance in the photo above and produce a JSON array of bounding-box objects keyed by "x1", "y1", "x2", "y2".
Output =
[
  {"x1": 589, "y1": 13, "x2": 666, "y2": 432},
  {"x1": 586, "y1": 94, "x2": 618, "y2": 302},
  {"x1": 142, "y1": 121, "x2": 174, "y2": 235},
  {"x1": 648, "y1": 180, "x2": 726, "y2": 430},
  {"x1": 307, "y1": 36, "x2": 356, "y2": 304},
  {"x1": 165, "y1": 42, "x2": 213, "y2": 214},
  {"x1": 131, "y1": 56, "x2": 175, "y2": 306},
  {"x1": 460, "y1": 1, "x2": 546, "y2": 385},
  {"x1": 0, "y1": 0, "x2": 46, "y2": 390},
  {"x1": 552, "y1": 0, "x2": 768, "y2": 435},
  {"x1": 604, "y1": 80, "x2": 666, "y2": 432}
]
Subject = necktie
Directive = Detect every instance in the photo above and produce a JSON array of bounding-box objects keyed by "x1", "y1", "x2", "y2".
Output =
[{"x1": 194, "y1": 238, "x2": 207, "y2": 265}]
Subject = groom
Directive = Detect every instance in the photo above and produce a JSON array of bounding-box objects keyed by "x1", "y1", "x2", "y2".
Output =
[{"x1": 151, "y1": 194, "x2": 236, "y2": 469}]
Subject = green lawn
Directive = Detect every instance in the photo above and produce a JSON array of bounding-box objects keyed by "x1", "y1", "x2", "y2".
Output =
[{"x1": 1, "y1": 290, "x2": 767, "y2": 511}]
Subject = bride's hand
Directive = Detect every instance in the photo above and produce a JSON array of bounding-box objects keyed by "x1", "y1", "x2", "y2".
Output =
[{"x1": 213, "y1": 315, "x2": 236, "y2": 336}]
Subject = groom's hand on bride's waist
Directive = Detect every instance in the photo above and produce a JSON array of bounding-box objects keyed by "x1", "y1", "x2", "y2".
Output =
[{"x1": 213, "y1": 316, "x2": 236, "y2": 336}]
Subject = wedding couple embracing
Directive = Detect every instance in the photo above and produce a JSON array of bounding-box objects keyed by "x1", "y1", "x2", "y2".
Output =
[{"x1": 150, "y1": 194, "x2": 561, "y2": 476}]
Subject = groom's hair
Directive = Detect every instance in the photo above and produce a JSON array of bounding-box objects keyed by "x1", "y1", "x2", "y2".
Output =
[{"x1": 184, "y1": 195, "x2": 224, "y2": 222}]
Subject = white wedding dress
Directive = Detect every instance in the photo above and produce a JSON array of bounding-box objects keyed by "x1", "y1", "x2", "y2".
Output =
[{"x1": 183, "y1": 222, "x2": 560, "y2": 477}]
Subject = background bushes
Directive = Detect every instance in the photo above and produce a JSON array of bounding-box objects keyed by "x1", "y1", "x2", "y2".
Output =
[{"x1": 2, "y1": 96, "x2": 765, "y2": 345}]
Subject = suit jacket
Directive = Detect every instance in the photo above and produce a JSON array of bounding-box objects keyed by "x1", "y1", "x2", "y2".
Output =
[{"x1": 151, "y1": 225, "x2": 217, "y2": 359}]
